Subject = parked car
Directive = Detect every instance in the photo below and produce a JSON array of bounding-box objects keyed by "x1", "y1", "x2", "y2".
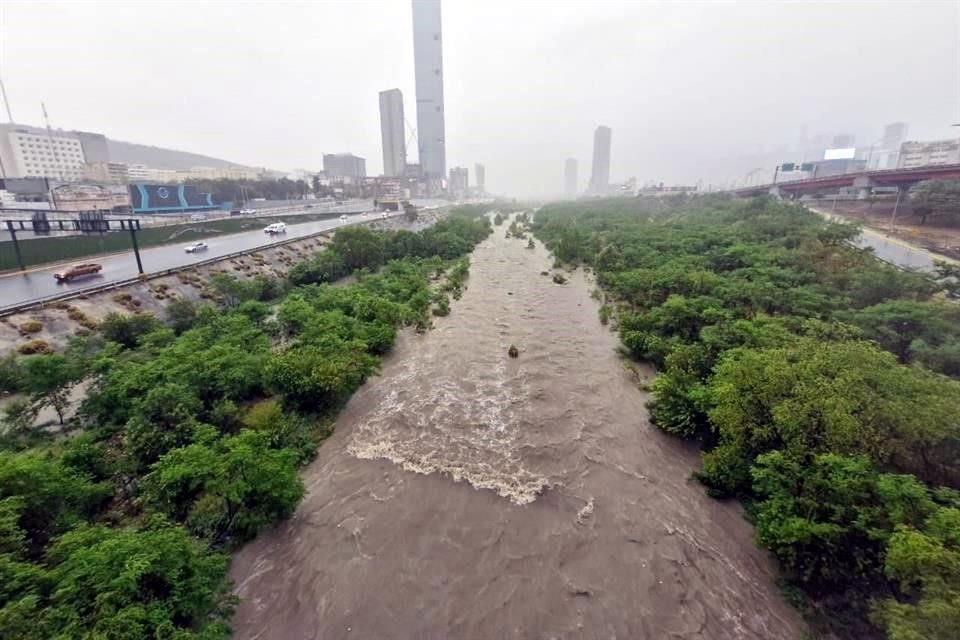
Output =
[
  {"x1": 264, "y1": 222, "x2": 287, "y2": 234},
  {"x1": 54, "y1": 262, "x2": 102, "y2": 283},
  {"x1": 185, "y1": 241, "x2": 208, "y2": 253}
]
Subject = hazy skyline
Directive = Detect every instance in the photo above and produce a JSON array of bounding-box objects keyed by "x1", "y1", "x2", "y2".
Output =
[{"x1": 1, "y1": 0, "x2": 958, "y2": 196}]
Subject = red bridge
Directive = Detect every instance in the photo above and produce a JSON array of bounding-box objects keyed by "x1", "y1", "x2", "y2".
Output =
[{"x1": 731, "y1": 163, "x2": 960, "y2": 198}]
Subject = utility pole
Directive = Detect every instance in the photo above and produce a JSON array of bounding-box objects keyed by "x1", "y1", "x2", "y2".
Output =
[
  {"x1": 127, "y1": 220, "x2": 144, "y2": 274},
  {"x1": 5, "y1": 221, "x2": 25, "y2": 271},
  {"x1": 41, "y1": 102, "x2": 64, "y2": 181}
]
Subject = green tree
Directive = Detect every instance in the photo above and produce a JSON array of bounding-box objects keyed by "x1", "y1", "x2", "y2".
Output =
[
  {"x1": 910, "y1": 180, "x2": 960, "y2": 226},
  {"x1": 876, "y1": 507, "x2": 960, "y2": 640},
  {"x1": 42, "y1": 519, "x2": 231, "y2": 639},
  {"x1": 22, "y1": 354, "x2": 82, "y2": 425},
  {"x1": 142, "y1": 430, "x2": 304, "y2": 544},
  {"x1": 99, "y1": 312, "x2": 161, "y2": 349}
]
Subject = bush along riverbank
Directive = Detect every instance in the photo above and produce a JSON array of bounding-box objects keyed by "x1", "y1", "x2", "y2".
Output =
[
  {"x1": 0, "y1": 210, "x2": 491, "y2": 638},
  {"x1": 532, "y1": 196, "x2": 960, "y2": 639}
]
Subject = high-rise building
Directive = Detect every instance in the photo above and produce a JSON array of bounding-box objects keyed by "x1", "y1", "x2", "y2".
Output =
[
  {"x1": 323, "y1": 153, "x2": 367, "y2": 181},
  {"x1": 474, "y1": 163, "x2": 485, "y2": 194},
  {"x1": 449, "y1": 166, "x2": 468, "y2": 197},
  {"x1": 412, "y1": 0, "x2": 446, "y2": 187},
  {"x1": 882, "y1": 122, "x2": 908, "y2": 150},
  {"x1": 832, "y1": 133, "x2": 856, "y2": 148},
  {"x1": 564, "y1": 158, "x2": 578, "y2": 195},
  {"x1": 379, "y1": 89, "x2": 406, "y2": 177},
  {"x1": 589, "y1": 126, "x2": 611, "y2": 195}
]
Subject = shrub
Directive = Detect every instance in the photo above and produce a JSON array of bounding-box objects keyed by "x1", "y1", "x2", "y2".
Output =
[
  {"x1": 17, "y1": 340, "x2": 51, "y2": 355},
  {"x1": 18, "y1": 320, "x2": 42, "y2": 334}
]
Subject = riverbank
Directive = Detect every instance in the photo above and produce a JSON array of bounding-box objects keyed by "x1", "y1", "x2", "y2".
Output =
[{"x1": 228, "y1": 214, "x2": 802, "y2": 639}]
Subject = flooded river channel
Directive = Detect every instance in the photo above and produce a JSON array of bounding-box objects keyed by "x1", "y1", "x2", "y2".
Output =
[{"x1": 229, "y1": 217, "x2": 803, "y2": 639}]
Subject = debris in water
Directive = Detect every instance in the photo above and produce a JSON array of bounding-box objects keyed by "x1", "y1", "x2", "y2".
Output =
[
  {"x1": 508, "y1": 345, "x2": 519, "y2": 358},
  {"x1": 527, "y1": 238, "x2": 535, "y2": 249},
  {"x1": 552, "y1": 273, "x2": 567, "y2": 285},
  {"x1": 576, "y1": 497, "x2": 595, "y2": 524},
  {"x1": 507, "y1": 291, "x2": 513, "y2": 295},
  {"x1": 540, "y1": 270, "x2": 549, "y2": 276}
]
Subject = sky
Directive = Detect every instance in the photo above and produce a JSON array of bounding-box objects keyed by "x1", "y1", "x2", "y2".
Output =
[{"x1": 1, "y1": 0, "x2": 959, "y2": 197}]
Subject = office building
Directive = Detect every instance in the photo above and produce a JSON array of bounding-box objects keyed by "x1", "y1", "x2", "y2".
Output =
[
  {"x1": 474, "y1": 163, "x2": 485, "y2": 194},
  {"x1": 0, "y1": 123, "x2": 87, "y2": 181},
  {"x1": 82, "y1": 161, "x2": 130, "y2": 184},
  {"x1": 379, "y1": 89, "x2": 407, "y2": 177},
  {"x1": 564, "y1": 158, "x2": 578, "y2": 195},
  {"x1": 449, "y1": 166, "x2": 468, "y2": 197},
  {"x1": 75, "y1": 131, "x2": 110, "y2": 163},
  {"x1": 323, "y1": 153, "x2": 367, "y2": 180},
  {"x1": 589, "y1": 126, "x2": 612, "y2": 195},
  {"x1": 412, "y1": 0, "x2": 446, "y2": 187},
  {"x1": 898, "y1": 139, "x2": 960, "y2": 169},
  {"x1": 832, "y1": 133, "x2": 856, "y2": 148}
]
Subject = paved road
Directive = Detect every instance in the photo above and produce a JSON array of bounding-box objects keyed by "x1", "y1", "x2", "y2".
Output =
[
  {"x1": 0, "y1": 210, "x2": 401, "y2": 311},
  {"x1": 1, "y1": 199, "x2": 375, "y2": 241},
  {"x1": 814, "y1": 207, "x2": 954, "y2": 272}
]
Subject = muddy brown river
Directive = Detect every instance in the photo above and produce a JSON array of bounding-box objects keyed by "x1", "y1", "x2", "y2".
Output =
[{"x1": 228, "y1": 217, "x2": 804, "y2": 639}]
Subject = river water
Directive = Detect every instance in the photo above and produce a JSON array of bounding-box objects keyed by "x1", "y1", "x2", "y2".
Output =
[{"x1": 228, "y1": 216, "x2": 803, "y2": 639}]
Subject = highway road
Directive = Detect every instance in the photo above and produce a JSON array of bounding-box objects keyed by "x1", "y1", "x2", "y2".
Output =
[
  {"x1": 813, "y1": 208, "x2": 954, "y2": 272},
  {"x1": 0, "y1": 210, "x2": 401, "y2": 312}
]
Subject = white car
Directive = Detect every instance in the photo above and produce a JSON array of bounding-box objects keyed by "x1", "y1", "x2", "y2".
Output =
[
  {"x1": 189, "y1": 214, "x2": 207, "y2": 221},
  {"x1": 241, "y1": 208, "x2": 256, "y2": 215},
  {"x1": 264, "y1": 222, "x2": 287, "y2": 234},
  {"x1": 185, "y1": 241, "x2": 208, "y2": 253},
  {"x1": 380, "y1": 212, "x2": 389, "y2": 219},
  {"x1": 339, "y1": 214, "x2": 349, "y2": 221}
]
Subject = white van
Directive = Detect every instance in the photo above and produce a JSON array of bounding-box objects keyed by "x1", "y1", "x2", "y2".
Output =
[{"x1": 264, "y1": 222, "x2": 287, "y2": 234}]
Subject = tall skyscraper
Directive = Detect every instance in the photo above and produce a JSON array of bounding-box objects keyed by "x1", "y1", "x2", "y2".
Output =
[
  {"x1": 379, "y1": 89, "x2": 406, "y2": 177},
  {"x1": 412, "y1": 0, "x2": 446, "y2": 188},
  {"x1": 474, "y1": 163, "x2": 485, "y2": 194},
  {"x1": 589, "y1": 126, "x2": 611, "y2": 195},
  {"x1": 564, "y1": 158, "x2": 578, "y2": 195}
]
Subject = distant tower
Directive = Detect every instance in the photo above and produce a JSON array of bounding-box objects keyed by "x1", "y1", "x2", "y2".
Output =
[
  {"x1": 564, "y1": 158, "x2": 578, "y2": 195},
  {"x1": 379, "y1": 89, "x2": 406, "y2": 177},
  {"x1": 589, "y1": 126, "x2": 611, "y2": 194},
  {"x1": 474, "y1": 163, "x2": 485, "y2": 194},
  {"x1": 412, "y1": 0, "x2": 446, "y2": 189}
]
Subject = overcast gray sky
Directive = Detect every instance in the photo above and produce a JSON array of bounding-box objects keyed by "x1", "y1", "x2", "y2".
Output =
[{"x1": 2, "y1": 0, "x2": 958, "y2": 197}]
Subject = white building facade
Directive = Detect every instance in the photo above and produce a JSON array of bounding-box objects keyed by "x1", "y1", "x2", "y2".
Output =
[{"x1": 0, "y1": 123, "x2": 86, "y2": 181}]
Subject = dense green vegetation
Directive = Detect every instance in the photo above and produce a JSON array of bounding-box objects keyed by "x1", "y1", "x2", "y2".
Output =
[
  {"x1": 0, "y1": 211, "x2": 491, "y2": 638},
  {"x1": 533, "y1": 196, "x2": 960, "y2": 638}
]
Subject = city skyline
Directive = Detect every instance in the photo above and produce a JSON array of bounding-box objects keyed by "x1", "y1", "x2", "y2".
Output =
[{"x1": 1, "y1": 1, "x2": 957, "y2": 196}]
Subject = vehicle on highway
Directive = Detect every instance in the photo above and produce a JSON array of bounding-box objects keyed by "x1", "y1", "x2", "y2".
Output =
[
  {"x1": 54, "y1": 262, "x2": 102, "y2": 283},
  {"x1": 264, "y1": 222, "x2": 287, "y2": 234},
  {"x1": 339, "y1": 214, "x2": 349, "y2": 221},
  {"x1": 190, "y1": 214, "x2": 207, "y2": 221},
  {"x1": 184, "y1": 241, "x2": 209, "y2": 253},
  {"x1": 380, "y1": 212, "x2": 389, "y2": 219},
  {"x1": 242, "y1": 208, "x2": 256, "y2": 215}
]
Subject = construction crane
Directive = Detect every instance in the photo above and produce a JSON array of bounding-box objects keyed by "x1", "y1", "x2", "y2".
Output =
[{"x1": 42, "y1": 102, "x2": 66, "y2": 181}]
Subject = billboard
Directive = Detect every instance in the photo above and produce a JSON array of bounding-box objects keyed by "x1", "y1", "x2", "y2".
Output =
[
  {"x1": 824, "y1": 147, "x2": 856, "y2": 160},
  {"x1": 129, "y1": 184, "x2": 217, "y2": 212}
]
